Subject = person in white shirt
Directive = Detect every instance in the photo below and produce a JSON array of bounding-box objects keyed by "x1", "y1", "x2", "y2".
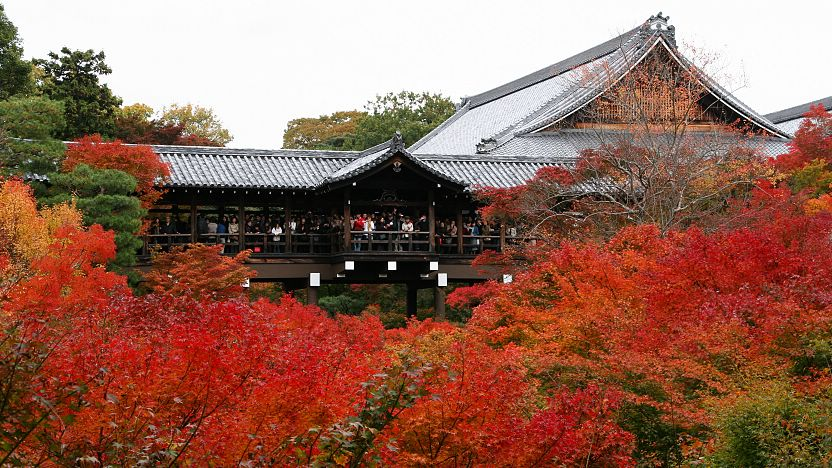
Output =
[
  {"x1": 401, "y1": 216, "x2": 414, "y2": 251},
  {"x1": 270, "y1": 222, "x2": 284, "y2": 253}
]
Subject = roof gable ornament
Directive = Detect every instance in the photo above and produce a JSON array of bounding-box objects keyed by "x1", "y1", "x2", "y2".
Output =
[
  {"x1": 476, "y1": 138, "x2": 498, "y2": 154},
  {"x1": 389, "y1": 131, "x2": 406, "y2": 153},
  {"x1": 642, "y1": 12, "x2": 676, "y2": 46}
]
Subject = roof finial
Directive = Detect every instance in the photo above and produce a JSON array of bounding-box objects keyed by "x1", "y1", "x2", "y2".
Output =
[
  {"x1": 646, "y1": 12, "x2": 671, "y2": 32},
  {"x1": 390, "y1": 131, "x2": 405, "y2": 153},
  {"x1": 642, "y1": 12, "x2": 675, "y2": 44}
]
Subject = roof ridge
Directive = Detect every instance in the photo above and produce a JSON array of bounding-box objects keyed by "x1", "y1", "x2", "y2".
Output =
[
  {"x1": 320, "y1": 137, "x2": 466, "y2": 188},
  {"x1": 505, "y1": 38, "x2": 789, "y2": 140},
  {"x1": 464, "y1": 24, "x2": 644, "y2": 109},
  {"x1": 151, "y1": 144, "x2": 361, "y2": 155},
  {"x1": 356, "y1": 138, "x2": 393, "y2": 156},
  {"x1": 477, "y1": 33, "x2": 660, "y2": 152},
  {"x1": 153, "y1": 148, "x2": 359, "y2": 159},
  {"x1": 765, "y1": 96, "x2": 832, "y2": 123},
  {"x1": 418, "y1": 153, "x2": 577, "y2": 163}
]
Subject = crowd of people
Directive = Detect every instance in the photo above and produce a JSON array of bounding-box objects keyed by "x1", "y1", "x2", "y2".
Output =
[
  {"x1": 146, "y1": 208, "x2": 511, "y2": 255},
  {"x1": 347, "y1": 210, "x2": 501, "y2": 254}
]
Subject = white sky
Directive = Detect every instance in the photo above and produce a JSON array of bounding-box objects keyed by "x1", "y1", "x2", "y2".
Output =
[{"x1": 3, "y1": 0, "x2": 829, "y2": 148}]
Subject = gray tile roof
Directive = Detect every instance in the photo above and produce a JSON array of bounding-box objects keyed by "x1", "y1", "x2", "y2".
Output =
[
  {"x1": 156, "y1": 146, "x2": 357, "y2": 189},
  {"x1": 487, "y1": 130, "x2": 790, "y2": 159},
  {"x1": 773, "y1": 118, "x2": 804, "y2": 136},
  {"x1": 765, "y1": 96, "x2": 832, "y2": 124},
  {"x1": 411, "y1": 13, "x2": 789, "y2": 156},
  {"x1": 154, "y1": 144, "x2": 555, "y2": 191},
  {"x1": 765, "y1": 96, "x2": 832, "y2": 136},
  {"x1": 154, "y1": 132, "x2": 791, "y2": 194},
  {"x1": 419, "y1": 154, "x2": 573, "y2": 189},
  {"x1": 320, "y1": 135, "x2": 465, "y2": 187},
  {"x1": 410, "y1": 63, "x2": 599, "y2": 155},
  {"x1": 464, "y1": 25, "x2": 643, "y2": 109}
]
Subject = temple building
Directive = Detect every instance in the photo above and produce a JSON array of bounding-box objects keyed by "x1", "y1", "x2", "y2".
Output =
[{"x1": 144, "y1": 13, "x2": 825, "y2": 316}]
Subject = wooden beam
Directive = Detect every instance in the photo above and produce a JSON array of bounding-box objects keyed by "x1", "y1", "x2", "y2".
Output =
[
  {"x1": 428, "y1": 189, "x2": 435, "y2": 253},
  {"x1": 237, "y1": 199, "x2": 245, "y2": 253},
  {"x1": 456, "y1": 209, "x2": 464, "y2": 254},
  {"x1": 343, "y1": 189, "x2": 351, "y2": 253},
  {"x1": 190, "y1": 203, "x2": 197, "y2": 243},
  {"x1": 499, "y1": 223, "x2": 506, "y2": 252},
  {"x1": 285, "y1": 196, "x2": 292, "y2": 253}
]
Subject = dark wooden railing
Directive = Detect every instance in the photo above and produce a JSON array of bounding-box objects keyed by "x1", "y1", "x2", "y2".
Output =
[{"x1": 140, "y1": 231, "x2": 531, "y2": 258}]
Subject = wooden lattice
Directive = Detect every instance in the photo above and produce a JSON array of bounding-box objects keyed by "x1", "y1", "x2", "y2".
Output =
[{"x1": 590, "y1": 78, "x2": 716, "y2": 124}]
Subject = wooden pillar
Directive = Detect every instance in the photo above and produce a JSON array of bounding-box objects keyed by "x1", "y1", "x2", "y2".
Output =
[
  {"x1": 406, "y1": 283, "x2": 418, "y2": 318},
  {"x1": 343, "y1": 189, "x2": 351, "y2": 252},
  {"x1": 499, "y1": 223, "x2": 506, "y2": 252},
  {"x1": 428, "y1": 189, "x2": 436, "y2": 253},
  {"x1": 456, "y1": 209, "x2": 464, "y2": 254},
  {"x1": 190, "y1": 203, "x2": 197, "y2": 243},
  {"x1": 307, "y1": 285, "x2": 319, "y2": 306},
  {"x1": 434, "y1": 286, "x2": 446, "y2": 321},
  {"x1": 237, "y1": 199, "x2": 245, "y2": 253},
  {"x1": 285, "y1": 196, "x2": 293, "y2": 252}
]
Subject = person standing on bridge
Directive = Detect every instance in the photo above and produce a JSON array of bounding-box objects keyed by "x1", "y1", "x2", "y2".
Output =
[
  {"x1": 401, "y1": 216, "x2": 414, "y2": 251},
  {"x1": 352, "y1": 214, "x2": 365, "y2": 251}
]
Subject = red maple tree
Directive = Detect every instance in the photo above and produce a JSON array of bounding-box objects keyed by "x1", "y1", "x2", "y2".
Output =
[{"x1": 63, "y1": 134, "x2": 170, "y2": 207}]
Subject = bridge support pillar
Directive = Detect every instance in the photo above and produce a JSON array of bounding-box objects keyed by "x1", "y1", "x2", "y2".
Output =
[
  {"x1": 434, "y1": 286, "x2": 446, "y2": 321},
  {"x1": 307, "y1": 285, "x2": 319, "y2": 306},
  {"x1": 307, "y1": 272, "x2": 320, "y2": 306},
  {"x1": 406, "y1": 283, "x2": 418, "y2": 318}
]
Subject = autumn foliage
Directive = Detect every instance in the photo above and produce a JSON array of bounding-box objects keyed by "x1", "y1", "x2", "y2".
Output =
[
  {"x1": 63, "y1": 134, "x2": 170, "y2": 207},
  {"x1": 4, "y1": 109, "x2": 832, "y2": 465},
  {"x1": 143, "y1": 244, "x2": 255, "y2": 299}
]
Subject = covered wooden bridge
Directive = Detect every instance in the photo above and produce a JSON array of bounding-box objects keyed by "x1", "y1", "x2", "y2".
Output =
[{"x1": 144, "y1": 133, "x2": 553, "y2": 315}]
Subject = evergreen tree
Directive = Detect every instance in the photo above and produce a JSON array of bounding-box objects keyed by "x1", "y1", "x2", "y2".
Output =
[
  {"x1": 44, "y1": 164, "x2": 145, "y2": 269},
  {"x1": 0, "y1": 3, "x2": 33, "y2": 99},
  {"x1": 349, "y1": 91, "x2": 455, "y2": 150},
  {"x1": 35, "y1": 47, "x2": 122, "y2": 139},
  {"x1": 0, "y1": 96, "x2": 66, "y2": 183}
]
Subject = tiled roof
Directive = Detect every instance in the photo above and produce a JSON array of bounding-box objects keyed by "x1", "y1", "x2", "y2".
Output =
[
  {"x1": 411, "y1": 13, "x2": 789, "y2": 156},
  {"x1": 772, "y1": 118, "x2": 804, "y2": 136},
  {"x1": 765, "y1": 96, "x2": 832, "y2": 124},
  {"x1": 419, "y1": 154, "x2": 573, "y2": 189},
  {"x1": 464, "y1": 25, "x2": 643, "y2": 109},
  {"x1": 321, "y1": 134, "x2": 465, "y2": 187},
  {"x1": 765, "y1": 96, "x2": 832, "y2": 136},
  {"x1": 156, "y1": 146, "x2": 357, "y2": 189},
  {"x1": 487, "y1": 131, "x2": 791, "y2": 159},
  {"x1": 155, "y1": 129, "x2": 791, "y2": 192},
  {"x1": 410, "y1": 63, "x2": 600, "y2": 155},
  {"x1": 154, "y1": 144, "x2": 555, "y2": 191},
  {"x1": 487, "y1": 132, "x2": 603, "y2": 157}
]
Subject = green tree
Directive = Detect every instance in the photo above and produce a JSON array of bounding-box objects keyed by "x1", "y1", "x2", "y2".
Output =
[
  {"x1": 0, "y1": 96, "x2": 65, "y2": 179},
  {"x1": 0, "y1": 95, "x2": 65, "y2": 140},
  {"x1": 281, "y1": 91, "x2": 455, "y2": 151},
  {"x1": 114, "y1": 102, "x2": 222, "y2": 146},
  {"x1": 0, "y1": 4, "x2": 33, "y2": 99},
  {"x1": 283, "y1": 110, "x2": 365, "y2": 150},
  {"x1": 35, "y1": 47, "x2": 122, "y2": 139},
  {"x1": 709, "y1": 383, "x2": 832, "y2": 466},
  {"x1": 159, "y1": 103, "x2": 232, "y2": 146},
  {"x1": 350, "y1": 91, "x2": 455, "y2": 150},
  {"x1": 44, "y1": 164, "x2": 145, "y2": 269},
  {"x1": 113, "y1": 102, "x2": 155, "y2": 141}
]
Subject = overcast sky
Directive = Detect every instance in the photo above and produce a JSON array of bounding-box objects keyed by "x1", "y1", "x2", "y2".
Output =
[{"x1": 3, "y1": 1, "x2": 829, "y2": 148}]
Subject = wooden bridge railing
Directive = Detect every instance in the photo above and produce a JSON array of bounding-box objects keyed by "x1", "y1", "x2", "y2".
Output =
[{"x1": 139, "y1": 232, "x2": 534, "y2": 258}]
